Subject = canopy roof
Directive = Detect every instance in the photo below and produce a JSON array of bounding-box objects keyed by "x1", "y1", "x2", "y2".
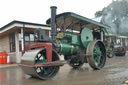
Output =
[
  {"x1": 105, "y1": 33, "x2": 128, "y2": 38},
  {"x1": 105, "y1": 34, "x2": 117, "y2": 37},
  {"x1": 46, "y1": 12, "x2": 109, "y2": 31}
]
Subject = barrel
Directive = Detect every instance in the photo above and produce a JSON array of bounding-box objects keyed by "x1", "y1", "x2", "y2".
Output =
[
  {"x1": 0, "y1": 52, "x2": 3, "y2": 64},
  {"x1": 0, "y1": 52, "x2": 7, "y2": 64},
  {"x1": 3, "y1": 51, "x2": 7, "y2": 64}
]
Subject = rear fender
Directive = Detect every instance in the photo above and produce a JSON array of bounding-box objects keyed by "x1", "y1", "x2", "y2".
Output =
[{"x1": 30, "y1": 43, "x2": 52, "y2": 62}]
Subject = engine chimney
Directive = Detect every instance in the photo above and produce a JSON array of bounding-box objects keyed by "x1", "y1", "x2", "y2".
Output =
[{"x1": 50, "y1": 6, "x2": 57, "y2": 43}]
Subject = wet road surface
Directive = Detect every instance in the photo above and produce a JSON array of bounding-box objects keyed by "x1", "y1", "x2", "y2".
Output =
[{"x1": 1, "y1": 56, "x2": 128, "y2": 85}]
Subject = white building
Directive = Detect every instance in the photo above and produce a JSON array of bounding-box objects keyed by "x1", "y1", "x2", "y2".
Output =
[{"x1": 0, "y1": 20, "x2": 50, "y2": 63}]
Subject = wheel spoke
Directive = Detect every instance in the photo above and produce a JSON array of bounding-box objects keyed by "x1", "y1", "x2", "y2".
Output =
[{"x1": 93, "y1": 44, "x2": 102, "y2": 65}]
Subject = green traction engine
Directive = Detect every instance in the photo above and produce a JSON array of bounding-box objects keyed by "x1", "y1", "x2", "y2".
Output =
[{"x1": 20, "y1": 6, "x2": 107, "y2": 79}]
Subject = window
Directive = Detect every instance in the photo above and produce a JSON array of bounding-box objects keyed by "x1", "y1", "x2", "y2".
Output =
[
  {"x1": 25, "y1": 34, "x2": 29, "y2": 41},
  {"x1": 19, "y1": 33, "x2": 34, "y2": 41},
  {"x1": 24, "y1": 33, "x2": 34, "y2": 41},
  {"x1": 19, "y1": 33, "x2": 35, "y2": 51},
  {"x1": 30, "y1": 34, "x2": 34, "y2": 41},
  {"x1": 19, "y1": 33, "x2": 21, "y2": 41},
  {"x1": 9, "y1": 33, "x2": 15, "y2": 52}
]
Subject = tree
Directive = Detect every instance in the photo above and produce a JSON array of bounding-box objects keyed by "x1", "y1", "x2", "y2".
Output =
[
  {"x1": 95, "y1": 7, "x2": 106, "y2": 17},
  {"x1": 95, "y1": 0, "x2": 128, "y2": 35}
]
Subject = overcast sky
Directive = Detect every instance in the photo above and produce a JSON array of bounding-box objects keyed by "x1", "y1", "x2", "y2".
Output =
[{"x1": 0, "y1": 0, "x2": 112, "y2": 28}]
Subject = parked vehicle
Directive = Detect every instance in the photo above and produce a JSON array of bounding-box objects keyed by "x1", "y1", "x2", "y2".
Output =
[
  {"x1": 114, "y1": 35, "x2": 128, "y2": 56},
  {"x1": 105, "y1": 34, "x2": 128, "y2": 57}
]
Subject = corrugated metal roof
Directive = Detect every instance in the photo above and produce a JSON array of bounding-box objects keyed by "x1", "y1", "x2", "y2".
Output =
[
  {"x1": 0, "y1": 20, "x2": 50, "y2": 31},
  {"x1": 46, "y1": 12, "x2": 109, "y2": 30}
]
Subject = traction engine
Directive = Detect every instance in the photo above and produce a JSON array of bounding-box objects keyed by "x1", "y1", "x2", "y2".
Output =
[{"x1": 19, "y1": 6, "x2": 107, "y2": 79}]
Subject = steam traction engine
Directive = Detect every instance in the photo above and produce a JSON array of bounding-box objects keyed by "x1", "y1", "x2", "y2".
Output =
[{"x1": 20, "y1": 6, "x2": 107, "y2": 79}]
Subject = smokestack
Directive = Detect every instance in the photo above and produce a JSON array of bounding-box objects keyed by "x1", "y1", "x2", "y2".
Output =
[{"x1": 50, "y1": 6, "x2": 57, "y2": 43}]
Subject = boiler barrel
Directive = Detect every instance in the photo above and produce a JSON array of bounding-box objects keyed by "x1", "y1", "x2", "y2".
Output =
[{"x1": 59, "y1": 42, "x2": 78, "y2": 55}]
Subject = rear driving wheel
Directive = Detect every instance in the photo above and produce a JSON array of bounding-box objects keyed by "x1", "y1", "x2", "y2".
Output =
[
  {"x1": 107, "y1": 47, "x2": 114, "y2": 58},
  {"x1": 86, "y1": 40, "x2": 106, "y2": 70}
]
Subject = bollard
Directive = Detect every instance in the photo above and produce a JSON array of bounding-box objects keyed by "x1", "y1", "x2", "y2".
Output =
[{"x1": 7, "y1": 55, "x2": 11, "y2": 64}]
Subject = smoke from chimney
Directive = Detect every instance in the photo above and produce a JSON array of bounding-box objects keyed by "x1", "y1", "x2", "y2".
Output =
[{"x1": 102, "y1": 0, "x2": 128, "y2": 35}]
